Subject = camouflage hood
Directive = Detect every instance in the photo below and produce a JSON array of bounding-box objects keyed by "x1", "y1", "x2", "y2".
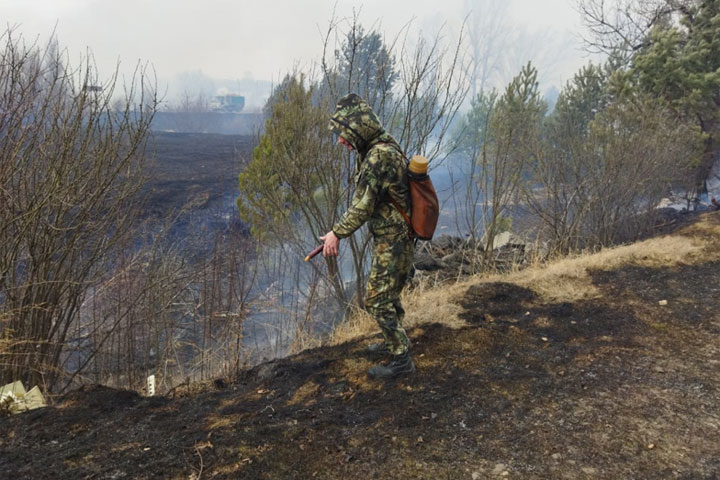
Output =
[{"x1": 328, "y1": 93, "x2": 395, "y2": 156}]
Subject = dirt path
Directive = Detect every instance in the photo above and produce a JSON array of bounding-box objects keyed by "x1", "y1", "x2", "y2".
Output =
[{"x1": 2, "y1": 213, "x2": 720, "y2": 479}]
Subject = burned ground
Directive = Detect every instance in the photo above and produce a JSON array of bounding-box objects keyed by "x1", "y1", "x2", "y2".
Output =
[
  {"x1": 142, "y1": 132, "x2": 253, "y2": 220},
  {"x1": 2, "y1": 213, "x2": 720, "y2": 479}
]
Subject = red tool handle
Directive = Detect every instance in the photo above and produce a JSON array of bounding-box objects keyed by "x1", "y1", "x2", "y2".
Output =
[{"x1": 304, "y1": 245, "x2": 324, "y2": 262}]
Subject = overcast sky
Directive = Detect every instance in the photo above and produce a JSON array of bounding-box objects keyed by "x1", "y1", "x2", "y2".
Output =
[{"x1": 2, "y1": 0, "x2": 593, "y2": 103}]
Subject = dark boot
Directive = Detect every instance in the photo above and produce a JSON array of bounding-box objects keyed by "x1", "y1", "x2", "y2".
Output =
[{"x1": 368, "y1": 352, "x2": 415, "y2": 379}]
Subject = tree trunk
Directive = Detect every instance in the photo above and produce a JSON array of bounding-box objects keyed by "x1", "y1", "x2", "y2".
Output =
[{"x1": 696, "y1": 133, "x2": 718, "y2": 195}]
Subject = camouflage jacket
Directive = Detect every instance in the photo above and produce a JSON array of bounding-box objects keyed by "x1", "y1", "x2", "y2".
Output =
[{"x1": 328, "y1": 94, "x2": 411, "y2": 239}]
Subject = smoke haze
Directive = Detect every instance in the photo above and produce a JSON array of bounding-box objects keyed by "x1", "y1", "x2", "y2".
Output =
[{"x1": 3, "y1": 0, "x2": 592, "y2": 109}]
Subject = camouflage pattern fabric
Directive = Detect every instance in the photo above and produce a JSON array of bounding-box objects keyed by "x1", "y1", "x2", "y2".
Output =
[
  {"x1": 329, "y1": 93, "x2": 411, "y2": 239},
  {"x1": 366, "y1": 233, "x2": 414, "y2": 355},
  {"x1": 328, "y1": 93, "x2": 413, "y2": 355}
]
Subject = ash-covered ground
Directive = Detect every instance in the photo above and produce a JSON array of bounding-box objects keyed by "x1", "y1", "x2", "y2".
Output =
[
  {"x1": 2, "y1": 213, "x2": 720, "y2": 479},
  {"x1": 141, "y1": 132, "x2": 254, "y2": 238}
]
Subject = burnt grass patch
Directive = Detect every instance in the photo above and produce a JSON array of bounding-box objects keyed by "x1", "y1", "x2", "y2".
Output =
[
  {"x1": 2, "y1": 215, "x2": 720, "y2": 478},
  {"x1": 141, "y1": 132, "x2": 253, "y2": 221}
]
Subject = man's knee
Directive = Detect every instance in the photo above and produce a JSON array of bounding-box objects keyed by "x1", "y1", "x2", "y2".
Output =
[{"x1": 365, "y1": 298, "x2": 395, "y2": 321}]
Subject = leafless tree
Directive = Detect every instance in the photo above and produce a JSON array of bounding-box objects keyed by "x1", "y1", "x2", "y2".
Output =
[
  {"x1": 0, "y1": 29, "x2": 157, "y2": 389},
  {"x1": 576, "y1": 0, "x2": 689, "y2": 61},
  {"x1": 60, "y1": 215, "x2": 258, "y2": 394},
  {"x1": 463, "y1": 0, "x2": 510, "y2": 99}
]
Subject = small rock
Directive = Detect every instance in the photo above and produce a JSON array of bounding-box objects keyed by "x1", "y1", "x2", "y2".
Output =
[
  {"x1": 413, "y1": 252, "x2": 446, "y2": 271},
  {"x1": 472, "y1": 473, "x2": 481, "y2": 480},
  {"x1": 551, "y1": 453, "x2": 561, "y2": 460},
  {"x1": 441, "y1": 252, "x2": 462, "y2": 265},
  {"x1": 492, "y1": 463, "x2": 506, "y2": 475},
  {"x1": 658, "y1": 300, "x2": 668, "y2": 306},
  {"x1": 330, "y1": 382, "x2": 347, "y2": 394},
  {"x1": 541, "y1": 337, "x2": 548, "y2": 342},
  {"x1": 647, "y1": 443, "x2": 655, "y2": 449},
  {"x1": 581, "y1": 467, "x2": 597, "y2": 475},
  {"x1": 417, "y1": 436, "x2": 424, "y2": 443},
  {"x1": 433, "y1": 234, "x2": 461, "y2": 251}
]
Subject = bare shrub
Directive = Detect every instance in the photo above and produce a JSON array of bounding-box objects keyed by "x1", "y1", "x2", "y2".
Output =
[
  {"x1": 61, "y1": 215, "x2": 258, "y2": 394},
  {"x1": 0, "y1": 30, "x2": 157, "y2": 389},
  {"x1": 522, "y1": 65, "x2": 700, "y2": 253},
  {"x1": 577, "y1": 0, "x2": 675, "y2": 61}
]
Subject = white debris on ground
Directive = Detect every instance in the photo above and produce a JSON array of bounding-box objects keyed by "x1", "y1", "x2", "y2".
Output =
[
  {"x1": 0, "y1": 380, "x2": 47, "y2": 415},
  {"x1": 657, "y1": 196, "x2": 693, "y2": 211},
  {"x1": 147, "y1": 374, "x2": 156, "y2": 397}
]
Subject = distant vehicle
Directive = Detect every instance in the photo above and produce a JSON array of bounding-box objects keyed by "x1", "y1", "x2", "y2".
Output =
[{"x1": 213, "y1": 94, "x2": 245, "y2": 113}]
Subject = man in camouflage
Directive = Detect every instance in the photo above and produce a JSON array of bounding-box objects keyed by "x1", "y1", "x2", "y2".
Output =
[{"x1": 321, "y1": 93, "x2": 415, "y2": 379}]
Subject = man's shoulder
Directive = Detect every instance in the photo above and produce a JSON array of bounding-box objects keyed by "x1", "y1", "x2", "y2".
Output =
[
  {"x1": 366, "y1": 142, "x2": 405, "y2": 167},
  {"x1": 370, "y1": 140, "x2": 404, "y2": 155}
]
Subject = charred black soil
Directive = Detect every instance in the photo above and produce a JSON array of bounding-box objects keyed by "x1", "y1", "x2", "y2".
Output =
[
  {"x1": 143, "y1": 132, "x2": 253, "y2": 219},
  {"x1": 2, "y1": 213, "x2": 720, "y2": 479}
]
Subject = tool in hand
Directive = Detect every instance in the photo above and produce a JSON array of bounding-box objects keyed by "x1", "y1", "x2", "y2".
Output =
[{"x1": 304, "y1": 245, "x2": 324, "y2": 262}]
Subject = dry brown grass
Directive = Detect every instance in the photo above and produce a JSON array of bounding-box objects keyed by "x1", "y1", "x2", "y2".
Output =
[
  {"x1": 499, "y1": 221, "x2": 717, "y2": 303},
  {"x1": 327, "y1": 307, "x2": 377, "y2": 346},
  {"x1": 326, "y1": 214, "x2": 720, "y2": 347},
  {"x1": 288, "y1": 327, "x2": 323, "y2": 355},
  {"x1": 286, "y1": 379, "x2": 320, "y2": 406},
  {"x1": 327, "y1": 280, "x2": 472, "y2": 347}
]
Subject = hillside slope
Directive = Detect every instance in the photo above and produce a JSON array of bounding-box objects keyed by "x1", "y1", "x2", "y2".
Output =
[{"x1": 2, "y1": 213, "x2": 720, "y2": 479}]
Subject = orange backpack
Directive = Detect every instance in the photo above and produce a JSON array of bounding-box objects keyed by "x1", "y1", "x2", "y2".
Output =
[{"x1": 390, "y1": 155, "x2": 440, "y2": 241}]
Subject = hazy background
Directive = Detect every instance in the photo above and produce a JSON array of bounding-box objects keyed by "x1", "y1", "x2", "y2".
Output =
[{"x1": 2, "y1": 0, "x2": 593, "y2": 111}]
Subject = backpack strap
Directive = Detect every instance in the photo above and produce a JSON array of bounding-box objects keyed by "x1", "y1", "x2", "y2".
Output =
[
  {"x1": 389, "y1": 195, "x2": 415, "y2": 240},
  {"x1": 375, "y1": 141, "x2": 414, "y2": 240}
]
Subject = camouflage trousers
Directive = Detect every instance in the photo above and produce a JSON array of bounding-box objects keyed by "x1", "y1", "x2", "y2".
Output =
[{"x1": 365, "y1": 233, "x2": 414, "y2": 356}]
